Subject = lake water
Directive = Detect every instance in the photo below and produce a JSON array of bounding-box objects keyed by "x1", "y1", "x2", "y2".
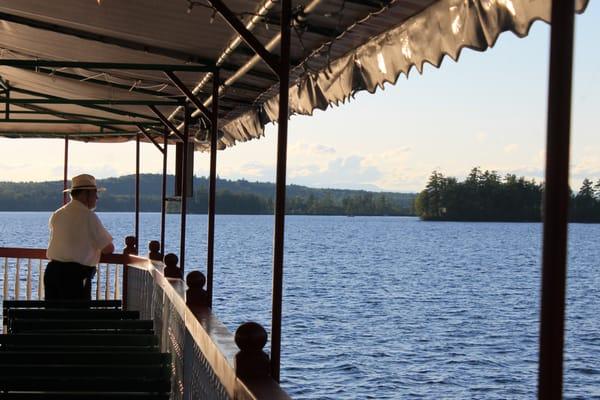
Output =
[{"x1": 0, "y1": 212, "x2": 598, "y2": 399}]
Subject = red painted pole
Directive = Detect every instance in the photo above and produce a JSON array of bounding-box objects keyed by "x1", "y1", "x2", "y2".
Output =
[
  {"x1": 160, "y1": 128, "x2": 168, "y2": 256},
  {"x1": 63, "y1": 135, "x2": 69, "y2": 205},
  {"x1": 179, "y1": 104, "x2": 190, "y2": 274},
  {"x1": 135, "y1": 133, "x2": 140, "y2": 252},
  {"x1": 538, "y1": 1, "x2": 575, "y2": 399},
  {"x1": 207, "y1": 68, "x2": 219, "y2": 308},
  {"x1": 271, "y1": 0, "x2": 291, "y2": 383}
]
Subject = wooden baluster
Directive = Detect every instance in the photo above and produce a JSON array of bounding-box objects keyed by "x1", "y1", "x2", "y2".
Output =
[
  {"x1": 114, "y1": 263, "x2": 119, "y2": 300},
  {"x1": 3, "y1": 258, "x2": 8, "y2": 300},
  {"x1": 26, "y1": 259, "x2": 32, "y2": 300},
  {"x1": 122, "y1": 236, "x2": 137, "y2": 310},
  {"x1": 15, "y1": 258, "x2": 20, "y2": 300},
  {"x1": 38, "y1": 260, "x2": 43, "y2": 300},
  {"x1": 104, "y1": 264, "x2": 110, "y2": 300},
  {"x1": 96, "y1": 266, "x2": 101, "y2": 300}
]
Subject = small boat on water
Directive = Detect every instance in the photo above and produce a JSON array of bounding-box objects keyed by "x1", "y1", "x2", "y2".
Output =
[{"x1": 0, "y1": 1, "x2": 589, "y2": 398}]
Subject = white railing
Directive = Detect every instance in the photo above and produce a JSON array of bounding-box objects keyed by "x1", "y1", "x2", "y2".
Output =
[{"x1": 0, "y1": 248, "x2": 125, "y2": 303}]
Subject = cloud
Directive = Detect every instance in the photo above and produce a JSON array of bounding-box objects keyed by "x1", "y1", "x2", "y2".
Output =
[
  {"x1": 475, "y1": 132, "x2": 487, "y2": 143},
  {"x1": 503, "y1": 144, "x2": 519, "y2": 153}
]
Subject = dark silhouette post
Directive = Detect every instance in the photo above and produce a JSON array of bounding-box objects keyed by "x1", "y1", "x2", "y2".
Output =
[
  {"x1": 122, "y1": 236, "x2": 137, "y2": 309},
  {"x1": 185, "y1": 271, "x2": 209, "y2": 311},
  {"x1": 234, "y1": 322, "x2": 270, "y2": 379},
  {"x1": 163, "y1": 253, "x2": 182, "y2": 279},
  {"x1": 538, "y1": 1, "x2": 575, "y2": 399},
  {"x1": 148, "y1": 240, "x2": 163, "y2": 261}
]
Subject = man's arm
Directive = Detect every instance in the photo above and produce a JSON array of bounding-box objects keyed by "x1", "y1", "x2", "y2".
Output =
[{"x1": 101, "y1": 242, "x2": 115, "y2": 254}]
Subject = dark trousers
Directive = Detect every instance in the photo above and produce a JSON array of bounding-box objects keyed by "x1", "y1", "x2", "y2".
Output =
[{"x1": 44, "y1": 260, "x2": 96, "y2": 301}]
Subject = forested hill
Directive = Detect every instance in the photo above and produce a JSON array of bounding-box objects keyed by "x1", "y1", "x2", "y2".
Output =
[
  {"x1": 0, "y1": 174, "x2": 416, "y2": 216},
  {"x1": 415, "y1": 168, "x2": 600, "y2": 222}
]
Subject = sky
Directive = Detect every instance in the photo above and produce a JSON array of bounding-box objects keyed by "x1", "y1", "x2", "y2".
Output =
[{"x1": 0, "y1": 4, "x2": 598, "y2": 193}]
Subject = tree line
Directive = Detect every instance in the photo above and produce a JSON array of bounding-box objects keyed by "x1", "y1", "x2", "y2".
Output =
[
  {"x1": 415, "y1": 167, "x2": 600, "y2": 222},
  {"x1": 0, "y1": 174, "x2": 415, "y2": 216}
]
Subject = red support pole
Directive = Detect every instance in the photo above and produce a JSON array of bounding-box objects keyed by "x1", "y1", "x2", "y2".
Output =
[
  {"x1": 63, "y1": 136, "x2": 69, "y2": 205},
  {"x1": 538, "y1": 1, "x2": 575, "y2": 399},
  {"x1": 207, "y1": 68, "x2": 219, "y2": 308},
  {"x1": 270, "y1": 0, "x2": 291, "y2": 383},
  {"x1": 135, "y1": 133, "x2": 140, "y2": 251},
  {"x1": 160, "y1": 128, "x2": 168, "y2": 256},
  {"x1": 179, "y1": 104, "x2": 190, "y2": 274}
]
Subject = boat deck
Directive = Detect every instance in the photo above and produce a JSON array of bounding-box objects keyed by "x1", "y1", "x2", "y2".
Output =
[{"x1": 0, "y1": 300, "x2": 171, "y2": 399}]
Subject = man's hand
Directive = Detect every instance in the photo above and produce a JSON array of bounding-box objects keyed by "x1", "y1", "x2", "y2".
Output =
[{"x1": 101, "y1": 242, "x2": 115, "y2": 254}]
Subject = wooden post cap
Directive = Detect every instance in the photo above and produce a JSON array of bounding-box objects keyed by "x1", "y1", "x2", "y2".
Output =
[
  {"x1": 163, "y1": 253, "x2": 182, "y2": 278},
  {"x1": 124, "y1": 236, "x2": 137, "y2": 255},
  {"x1": 148, "y1": 240, "x2": 162, "y2": 261},
  {"x1": 186, "y1": 271, "x2": 209, "y2": 307},
  {"x1": 234, "y1": 322, "x2": 270, "y2": 378},
  {"x1": 235, "y1": 322, "x2": 268, "y2": 351}
]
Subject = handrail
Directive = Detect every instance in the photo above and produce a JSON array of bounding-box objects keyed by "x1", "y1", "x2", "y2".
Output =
[
  {"x1": 127, "y1": 256, "x2": 291, "y2": 399},
  {"x1": 0, "y1": 246, "x2": 290, "y2": 399},
  {"x1": 0, "y1": 247, "x2": 139, "y2": 305},
  {"x1": 0, "y1": 247, "x2": 147, "y2": 266}
]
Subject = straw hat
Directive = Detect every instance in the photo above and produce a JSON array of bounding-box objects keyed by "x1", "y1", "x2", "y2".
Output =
[{"x1": 63, "y1": 174, "x2": 106, "y2": 193}]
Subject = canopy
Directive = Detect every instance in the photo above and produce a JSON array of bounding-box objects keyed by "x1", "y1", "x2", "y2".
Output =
[{"x1": 0, "y1": 0, "x2": 589, "y2": 150}]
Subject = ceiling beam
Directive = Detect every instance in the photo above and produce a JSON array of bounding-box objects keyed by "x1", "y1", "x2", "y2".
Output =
[
  {"x1": 9, "y1": 87, "x2": 160, "y2": 121},
  {"x1": 149, "y1": 105, "x2": 185, "y2": 142},
  {"x1": 138, "y1": 125, "x2": 165, "y2": 154},
  {"x1": 15, "y1": 66, "x2": 175, "y2": 98},
  {"x1": 165, "y1": 71, "x2": 213, "y2": 121},
  {"x1": 0, "y1": 11, "x2": 216, "y2": 67},
  {"x1": 207, "y1": 0, "x2": 280, "y2": 76},
  {"x1": 1, "y1": 98, "x2": 184, "y2": 106},
  {"x1": 0, "y1": 60, "x2": 213, "y2": 72}
]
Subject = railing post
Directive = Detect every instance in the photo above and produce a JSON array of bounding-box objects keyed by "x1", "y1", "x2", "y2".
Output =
[
  {"x1": 163, "y1": 253, "x2": 182, "y2": 279},
  {"x1": 122, "y1": 236, "x2": 137, "y2": 309},
  {"x1": 185, "y1": 271, "x2": 209, "y2": 312},
  {"x1": 183, "y1": 270, "x2": 210, "y2": 400},
  {"x1": 235, "y1": 322, "x2": 270, "y2": 379},
  {"x1": 148, "y1": 240, "x2": 163, "y2": 261}
]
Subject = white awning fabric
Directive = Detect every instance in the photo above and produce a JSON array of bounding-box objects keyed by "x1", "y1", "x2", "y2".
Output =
[{"x1": 0, "y1": 0, "x2": 589, "y2": 150}]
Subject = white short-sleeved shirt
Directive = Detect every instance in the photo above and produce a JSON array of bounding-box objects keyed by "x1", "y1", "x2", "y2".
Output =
[{"x1": 46, "y1": 200, "x2": 113, "y2": 266}]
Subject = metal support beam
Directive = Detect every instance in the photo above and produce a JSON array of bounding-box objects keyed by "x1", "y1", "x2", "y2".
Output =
[
  {"x1": 161, "y1": 128, "x2": 168, "y2": 257},
  {"x1": 206, "y1": 68, "x2": 220, "y2": 309},
  {"x1": 179, "y1": 104, "x2": 191, "y2": 275},
  {"x1": 0, "y1": 59, "x2": 214, "y2": 72},
  {"x1": 18, "y1": 66, "x2": 176, "y2": 98},
  {"x1": 9, "y1": 87, "x2": 159, "y2": 121},
  {"x1": 0, "y1": 12, "x2": 216, "y2": 67},
  {"x1": 5, "y1": 109, "x2": 159, "y2": 122},
  {"x1": 138, "y1": 125, "x2": 165, "y2": 154},
  {"x1": 0, "y1": 98, "x2": 183, "y2": 106},
  {"x1": 4, "y1": 86, "x2": 9, "y2": 120},
  {"x1": 149, "y1": 105, "x2": 185, "y2": 142},
  {"x1": 538, "y1": 1, "x2": 575, "y2": 399},
  {"x1": 135, "y1": 133, "x2": 141, "y2": 252},
  {"x1": 63, "y1": 136, "x2": 69, "y2": 205},
  {"x1": 207, "y1": 0, "x2": 280, "y2": 75},
  {"x1": 270, "y1": 0, "x2": 291, "y2": 383},
  {"x1": 165, "y1": 71, "x2": 213, "y2": 120},
  {"x1": 0, "y1": 118, "x2": 161, "y2": 126}
]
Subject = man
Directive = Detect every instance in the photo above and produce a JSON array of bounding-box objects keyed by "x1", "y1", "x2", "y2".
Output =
[{"x1": 45, "y1": 174, "x2": 114, "y2": 300}]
